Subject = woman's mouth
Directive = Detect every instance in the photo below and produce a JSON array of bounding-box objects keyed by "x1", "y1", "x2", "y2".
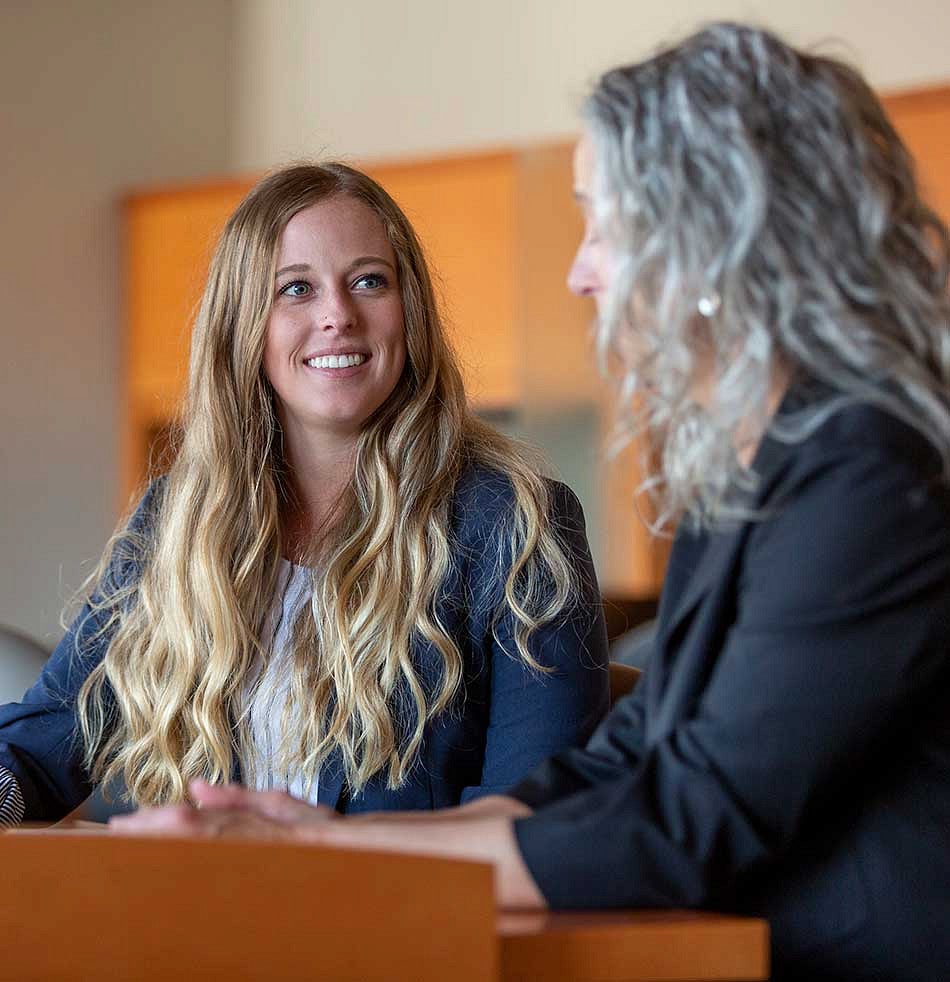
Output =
[{"x1": 304, "y1": 353, "x2": 368, "y2": 369}]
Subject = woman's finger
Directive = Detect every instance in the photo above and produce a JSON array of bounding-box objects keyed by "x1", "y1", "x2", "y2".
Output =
[
  {"x1": 109, "y1": 803, "x2": 200, "y2": 834},
  {"x1": 190, "y1": 780, "x2": 336, "y2": 826}
]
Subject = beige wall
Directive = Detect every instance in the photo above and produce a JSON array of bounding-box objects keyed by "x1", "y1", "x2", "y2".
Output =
[
  {"x1": 0, "y1": 1, "x2": 233, "y2": 647},
  {"x1": 232, "y1": 0, "x2": 950, "y2": 167}
]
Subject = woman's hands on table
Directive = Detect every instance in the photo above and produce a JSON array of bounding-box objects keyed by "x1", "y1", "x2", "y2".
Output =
[
  {"x1": 109, "y1": 780, "x2": 338, "y2": 840},
  {"x1": 108, "y1": 781, "x2": 545, "y2": 907}
]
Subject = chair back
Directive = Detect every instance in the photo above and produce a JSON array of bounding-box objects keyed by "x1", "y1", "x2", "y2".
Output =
[
  {"x1": 608, "y1": 661, "x2": 641, "y2": 706},
  {"x1": 0, "y1": 624, "x2": 49, "y2": 703},
  {"x1": 610, "y1": 618, "x2": 656, "y2": 669}
]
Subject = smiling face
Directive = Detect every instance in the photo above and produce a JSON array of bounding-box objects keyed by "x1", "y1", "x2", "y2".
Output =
[{"x1": 263, "y1": 195, "x2": 407, "y2": 447}]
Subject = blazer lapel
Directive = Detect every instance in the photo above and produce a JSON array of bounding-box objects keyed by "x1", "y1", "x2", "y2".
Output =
[
  {"x1": 230, "y1": 750, "x2": 346, "y2": 810},
  {"x1": 646, "y1": 523, "x2": 746, "y2": 744},
  {"x1": 645, "y1": 416, "x2": 802, "y2": 744},
  {"x1": 317, "y1": 750, "x2": 347, "y2": 811},
  {"x1": 661, "y1": 525, "x2": 743, "y2": 642},
  {"x1": 654, "y1": 526, "x2": 713, "y2": 641}
]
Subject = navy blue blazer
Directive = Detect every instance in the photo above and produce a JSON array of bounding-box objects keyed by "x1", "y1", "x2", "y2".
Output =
[
  {"x1": 0, "y1": 466, "x2": 609, "y2": 820},
  {"x1": 511, "y1": 399, "x2": 950, "y2": 982}
]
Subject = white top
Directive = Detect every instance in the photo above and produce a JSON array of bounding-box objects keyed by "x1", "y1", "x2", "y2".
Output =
[{"x1": 238, "y1": 558, "x2": 321, "y2": 804}]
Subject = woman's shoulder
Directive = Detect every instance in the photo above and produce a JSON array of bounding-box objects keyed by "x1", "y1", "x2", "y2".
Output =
[
  {"x1": 130, "y1": 475, "x2": 169, "y2": 529},
  {"x1": 743, "y1": 400, "x2": 950, "y2": 621},
  {"x1": 451, "y1": 460, "x2": 514, "y2": 498},
  {"x1": 802, "y1": 399, "x2": 941, "y2": 466},
  {"x1": 114, "y1": 475, "x2": 168, "y2": 550},
  {"x1": 98, "y1": 476, "x2": 168, "y2": 593},
  {"x1": 450, "y1": 463, "x2": 583, "y2": 528},
  {"x1": 756, "y1": 394, "x2": 948, "y2": 510}
]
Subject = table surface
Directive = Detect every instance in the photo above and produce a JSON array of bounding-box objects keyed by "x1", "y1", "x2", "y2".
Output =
[
  {"x1": 499, "y1": 909, "x2": 769, "y2": 981},
  {"x1": 5, "y1": 828, "x2": 769, "y2": 981}
]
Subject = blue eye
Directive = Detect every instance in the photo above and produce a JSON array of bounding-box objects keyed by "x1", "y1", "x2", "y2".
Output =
[
  {"x1": 279, "y1": 280, "x2": 311, "y2": 298},
  {"x1": 353, "y1": 272, "x2": 388, "y2": 290}
]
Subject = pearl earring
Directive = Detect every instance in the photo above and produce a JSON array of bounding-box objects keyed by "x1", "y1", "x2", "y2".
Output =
[{"x1": 697, "y1": 292, "x2": 721, "y2": 318}]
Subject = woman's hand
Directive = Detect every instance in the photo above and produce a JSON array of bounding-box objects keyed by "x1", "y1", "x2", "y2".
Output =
[
  {"x1": 109, "y1": 781, "x2": 545, "y2": 908},
  {"x1": 108, "y1": 780, "x2": 337, "y2": 839}
]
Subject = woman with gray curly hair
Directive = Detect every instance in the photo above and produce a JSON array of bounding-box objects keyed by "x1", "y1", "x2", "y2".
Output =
[{"x1": 114, "y1": 24, "x2": 950, "y2": 981}]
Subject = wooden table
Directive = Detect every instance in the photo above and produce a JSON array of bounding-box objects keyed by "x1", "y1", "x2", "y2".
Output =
[
  {"x1": 1, "y1": 831, "x2": 768, "y2": 981},
  {"x1": 500, "y1": 910, "x2": 769, "y2": 981}
]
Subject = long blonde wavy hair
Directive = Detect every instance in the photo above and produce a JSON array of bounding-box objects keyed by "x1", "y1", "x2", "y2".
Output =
[{"x1": 76, "y1": 163, "x2": 578, "y2": 805}]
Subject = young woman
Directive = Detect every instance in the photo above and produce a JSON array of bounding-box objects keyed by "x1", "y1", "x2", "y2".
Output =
[
  {"x1": 0, "y1": 163, "x2": 609, "y2": 823},
  {"x1": 118, "y1": 25, "x2": 950, "y2": 982}
]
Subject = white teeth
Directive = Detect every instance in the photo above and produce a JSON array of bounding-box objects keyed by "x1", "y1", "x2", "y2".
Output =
[{"x1": 305, "y1": 353, "x2": 367, "y2": 369}]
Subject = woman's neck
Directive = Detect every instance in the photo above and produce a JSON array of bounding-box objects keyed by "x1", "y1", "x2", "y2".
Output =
[
  {"x1": 735, "y1": 365, "x2": 792, "y2": 469},
  {"x1": 279, "y1": 425, "x2": 357, "y2": 563}
]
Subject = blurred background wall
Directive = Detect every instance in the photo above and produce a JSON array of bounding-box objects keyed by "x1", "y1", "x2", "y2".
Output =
[
  {"x1": 0, "y1": 1, "x2": 232, "y2": 645},
  {"x1": 233, "y1": 0, "x2": 950, "y2": 165},
  {"x1": 2, "y1": 0, "x2": 948, "y2": 657}
]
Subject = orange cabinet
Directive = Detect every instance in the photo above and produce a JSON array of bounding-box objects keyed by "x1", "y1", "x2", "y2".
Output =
[
  {"x1": 121, "y1": 180, "x2": 252, "y2": 496},
  {"x1": 884, "y1": 84, "x2": 950, "y2": 221}
]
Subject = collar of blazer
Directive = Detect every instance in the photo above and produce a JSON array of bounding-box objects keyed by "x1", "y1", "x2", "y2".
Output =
[
  {"x1": 317, "y1": 755, "x2": 348, "y2": 812},
  {"x1": 646, "y1": 524, "x2": 748, "y2": 745}
]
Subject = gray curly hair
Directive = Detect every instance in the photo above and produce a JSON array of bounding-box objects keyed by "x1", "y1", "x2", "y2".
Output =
[{"x1": 585, "y1": 22, "x2": 950, "y2": 526}]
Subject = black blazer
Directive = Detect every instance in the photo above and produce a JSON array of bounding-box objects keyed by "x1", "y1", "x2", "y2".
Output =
[{"x1": 511, "y1": 400, "x2": 950, "y2": 982}]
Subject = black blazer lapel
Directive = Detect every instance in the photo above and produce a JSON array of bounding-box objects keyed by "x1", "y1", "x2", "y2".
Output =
[
  {"x1": 647, "y1": 525, "x2": 746, "y2": 744},
  {"x1": 645, "y1": 420, "x2": 800, "y2": 746}
]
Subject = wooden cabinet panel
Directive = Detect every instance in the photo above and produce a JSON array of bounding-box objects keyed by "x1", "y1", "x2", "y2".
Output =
[
  {"x1": 122, "y1": 182, "x2": 251, "y2": 497},
  {"x1": 125, "y1": 183, "x2": 251, "y2": 409},
  {"x1": 885, "y1": 85, "x2": 950, "y2": 222},
  {"x1": 367, "y1": 153, "x2": 518, "y2": 408}
]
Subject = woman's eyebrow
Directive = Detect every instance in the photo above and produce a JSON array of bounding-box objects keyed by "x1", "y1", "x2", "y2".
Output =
[
  {"x1": 275, "y1": 262, "x2": 311, "y2": 278},
  {"x1": 345, "y1": 255, "x2": 397, "y2": 274},
  {"x1": 275, "y1": 257, "x2": 396, "y2": 279}
]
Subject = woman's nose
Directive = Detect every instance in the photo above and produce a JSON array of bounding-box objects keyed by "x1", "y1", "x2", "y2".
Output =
[
  {"x1": 567, "y1": 244, "x2": 602, "y2": 298},
  {"x1": 318, "y1": 289, "x2": 356, "y2": 331}
]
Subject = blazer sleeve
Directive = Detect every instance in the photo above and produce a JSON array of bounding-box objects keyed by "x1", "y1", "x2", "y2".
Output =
[
  {"x1": 0, "y1": 482, "x2": 161, "y2": 820},
  {"x1": 459, "y1": 480, "x2": 610, "y2": 802},
  {"x1": 510, "y1": 442, "x2": 950, "y2": 908},
  {"x1": 508, "y1": 667, "x2": 648, "y2": 809}
]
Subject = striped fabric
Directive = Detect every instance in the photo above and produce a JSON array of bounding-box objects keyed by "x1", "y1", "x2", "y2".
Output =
[{"x1": 0, "y1": 765, "x2": 25, "y2": 828}]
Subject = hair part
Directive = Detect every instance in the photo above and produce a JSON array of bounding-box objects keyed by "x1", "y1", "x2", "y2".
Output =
[
  {"x1": 77, "y1": 163, "x2": 578, "y2": 803},
  {"x1": 584, "y1": 22, "x2": 950, "y2": 526}
]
